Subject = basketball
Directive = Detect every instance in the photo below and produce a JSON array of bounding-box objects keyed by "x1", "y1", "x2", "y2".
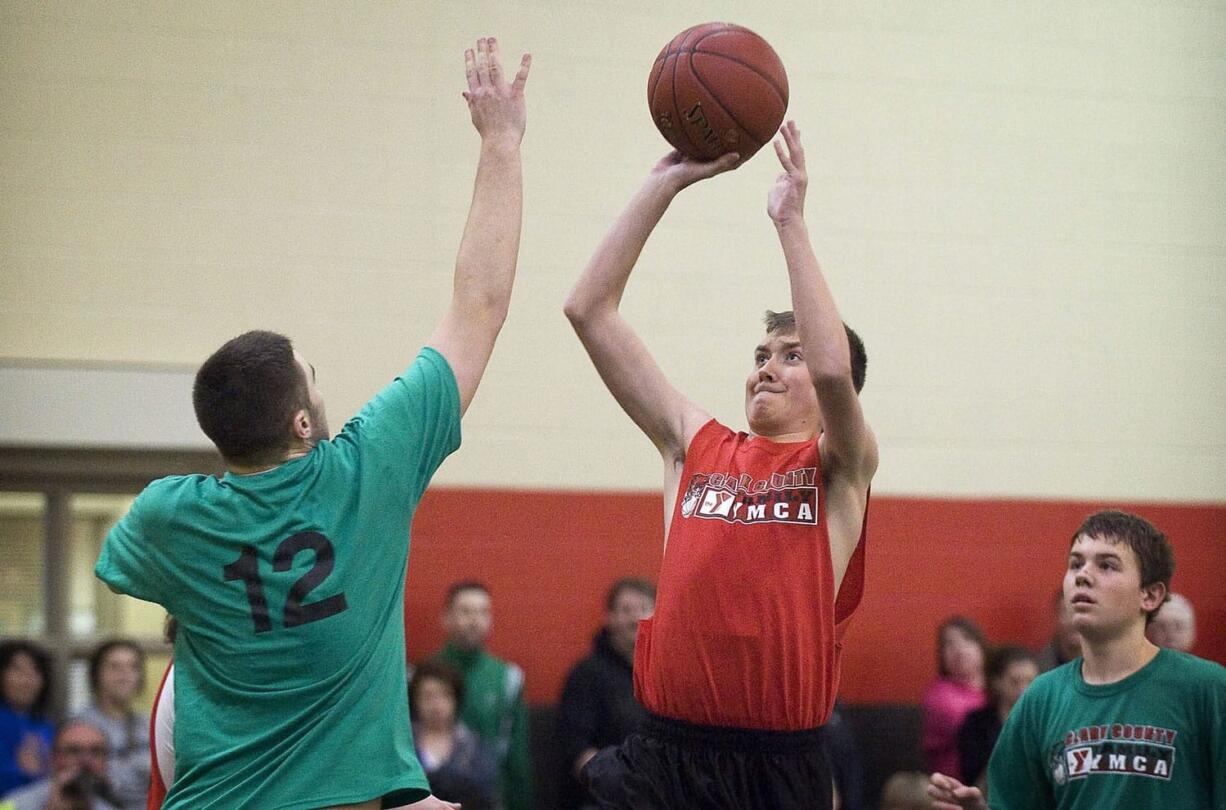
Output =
[{"x1": 648, "y1": 22, "x2": 789, "y2": 162}]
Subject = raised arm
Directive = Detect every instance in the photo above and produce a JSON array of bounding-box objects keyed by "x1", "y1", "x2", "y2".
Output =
[
  {"x1": 427, "y1": 37, "x2": 531, "y2": 416},
  {"x1": 563, "y1": 152, "x2": 738, "y2": 461},
  {"x1": 768, "y1": 122, "x2": 878, "y2": 586},
  {"x1": 767, "y1": 122, "x2": 878, "y2": 485}
]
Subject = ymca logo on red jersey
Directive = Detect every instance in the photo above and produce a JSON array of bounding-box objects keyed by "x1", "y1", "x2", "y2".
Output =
[
  {"x1": 1048, "y1": 723, "x2": 1178, "y2": 785},
  {"x1": 679, "y1": 468, "x2": 818, "y2": 526}
]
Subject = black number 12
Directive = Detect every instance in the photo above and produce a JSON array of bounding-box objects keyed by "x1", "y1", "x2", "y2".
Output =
[{"x1": 223, "y1": 531, "x2": 349, "y2": 634}]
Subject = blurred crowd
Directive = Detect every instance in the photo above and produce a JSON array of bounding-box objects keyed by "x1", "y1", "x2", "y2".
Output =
[{"x1": 0, "y1": 584, "x2": 1199, "y2": 810}]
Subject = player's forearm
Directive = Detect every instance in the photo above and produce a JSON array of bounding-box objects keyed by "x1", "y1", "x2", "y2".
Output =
[
  {"x1": 776, "y1": 218, "x2": 853, "y2": 387},
  {"x1": 564, "y1": 175, "x2": 678, "y2": 324},
  {"x1": 452, "y1": 139, "x2": 523, "y2": 327}
]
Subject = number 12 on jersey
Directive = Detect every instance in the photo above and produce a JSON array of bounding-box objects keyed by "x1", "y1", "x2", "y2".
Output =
[{"x1": 223, "y1": 531, "x2": 349, "y2": 633}]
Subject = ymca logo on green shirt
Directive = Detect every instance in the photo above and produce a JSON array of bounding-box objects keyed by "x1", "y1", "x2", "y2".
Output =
[{"x1": 1048, "y1": 722, "x2": 1178, "y2": 784}]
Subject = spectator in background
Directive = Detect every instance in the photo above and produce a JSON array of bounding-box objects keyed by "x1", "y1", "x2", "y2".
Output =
[
  {"x1": 1035, "y1": 587, "x2": 1081, "y2": 672},
  {"x1": 410, "y1": 660, "x2": 500, "y2": 810},
  {"x1": 0, "y1": 641, "x2": 54, "y2": 797},
  {"x1": 431, "y1": 582, "x2": 533, "y2": 810},
  {"x1": 956, "y1": 645, "x2": 1038, "y2": 788},
  {"x1": 71, "y1": 640, "x2": 149, "y2": 810},
  {"x1": 921, "y1": 616, "x2": 987, "y2": 781},
  {"x1": 557, "y1": 577, "x2": 655, "y2": 809},
  {"x1": 4, "y1": 719, "x2": 119, "y2": 810},
  {"x1": 1146, "y1": 592, "x2": 1196, "y2": 652}
]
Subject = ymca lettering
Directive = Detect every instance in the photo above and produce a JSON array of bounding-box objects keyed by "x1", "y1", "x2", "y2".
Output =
[
  {"x1": 679, "y1": 468, "x2": 818, "y2": 526},
  {"x1": 1053, "y1": 722, "x2": 1179, "y2": 784}
]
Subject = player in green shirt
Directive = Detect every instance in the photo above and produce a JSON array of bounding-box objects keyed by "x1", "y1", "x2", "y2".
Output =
[
  {"x1": 432, "y1": 582, "x2": 534, "y2": 810},
  {"x1": 930, "y1": 510, "x2": 1226, "y2": 809},
  {"x1": 95, "y1": 36, "x2": 532, "y2": 810}
]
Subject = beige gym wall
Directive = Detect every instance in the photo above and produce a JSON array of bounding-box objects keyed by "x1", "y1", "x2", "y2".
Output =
[{"x1": 3, "y1": 2, "x2": 1224, "y2": 501}]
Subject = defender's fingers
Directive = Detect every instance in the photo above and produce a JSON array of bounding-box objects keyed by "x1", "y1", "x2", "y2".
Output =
[
  {"x1": 773, "y1": 139, "x2": 796, "y2": 173},
  {"x1": 511, "y1": 53, "x2": 532, "y2": 94},
  {"x1": 464, "y1": 48, "x2": 478, "y2": 93},
  {"x1": 783, "y1": 121, "x2": 806, "y2": 168},
  {"x1": 487, "y1": 37, "x2": 503, "y2": 84},
  {"x1": 475, "y1": 37, "x2": 491, "y2": 87}
]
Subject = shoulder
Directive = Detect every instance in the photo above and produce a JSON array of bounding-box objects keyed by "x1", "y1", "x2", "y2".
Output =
[
  {"x1": 1025, "y1": 661, "x2": 1075, "y2": 700},
  {"x1": 131, "y1": 474, "x2": 215, "y2": 518},
  {"x1": 1157, "y1": 650, "x2": 1226, "y2": 691}
]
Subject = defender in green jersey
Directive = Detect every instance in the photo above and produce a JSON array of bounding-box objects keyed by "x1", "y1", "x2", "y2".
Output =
[
  {"x1": 930, "y1": 510, "x2": 1226, "y2": 810},
  {"x1": 95, "y1": 36, "x2": 532, "y2": 810}
]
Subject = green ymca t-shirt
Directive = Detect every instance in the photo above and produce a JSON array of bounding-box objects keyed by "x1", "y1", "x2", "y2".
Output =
[
  {"x1": 95, "y1": 347, "x2": 461, "y2": 810},
  {"x1": 987, "y1": 648, "x2": 1226, "y2": 809}
]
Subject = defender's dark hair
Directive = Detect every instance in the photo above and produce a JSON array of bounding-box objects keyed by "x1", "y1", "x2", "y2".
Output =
[
  {"x1": 408, "y1": 659, "x2": 466, "y2": 722},
  {"x1": 192, "y1": 330, "x2": 309, "y2": 465},
  {"x1": 0, "y1": 639, "x2": 53, "y2": 720},
  {"x1": 88, "y1": 639, "x2": 145, "y2": 694},
  {"x1": 605, "y1": 577, "x2": 656, "y2": 611},
  {"x1": 936, "y1": 615, "x2": 987, "y2": 678},
  {"x1": 763, "y1": 310, "x2": 867, "y2": 393},
  {"x1": 445, "y1": 580, "x2": 491, "y2": 608},
  {"x1": 1071, "y1": 510, "x2": 1174, "y2": 624}
]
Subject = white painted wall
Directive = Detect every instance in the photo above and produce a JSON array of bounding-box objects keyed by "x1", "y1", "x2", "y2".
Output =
[{"x1": 2, "y1": 2, "x2": 1223, "y2": 501}]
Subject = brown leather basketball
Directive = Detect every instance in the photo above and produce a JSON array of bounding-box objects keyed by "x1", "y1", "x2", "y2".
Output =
[{"x1": 648, "y1": 22, "x2": 789, "y2": 161}]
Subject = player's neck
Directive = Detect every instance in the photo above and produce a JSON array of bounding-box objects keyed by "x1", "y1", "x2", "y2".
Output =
[
  {"x1": 749, "y1": 423, "x2": 819, "y2": 444},
  {"x1": 226, "y1": 441, "x2": 313, "y2": 475},
  {"x1": 1079, "y1": 627, "x2": 1159, "y2": 685}
]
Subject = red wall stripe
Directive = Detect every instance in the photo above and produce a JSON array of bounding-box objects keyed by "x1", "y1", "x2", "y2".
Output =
[{"x1": 404, "y1": 489, "x2": 1226, "y2": 705}]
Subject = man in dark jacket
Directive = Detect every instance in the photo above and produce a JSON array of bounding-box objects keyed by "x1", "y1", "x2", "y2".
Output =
[{"x1": 557, "y1": 578, "x2": 656, "y2": 809}]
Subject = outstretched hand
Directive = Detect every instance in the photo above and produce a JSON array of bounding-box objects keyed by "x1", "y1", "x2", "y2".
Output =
[
  {"x1": 928, "y1": 772, "x2": 988, "y2": 810},
  {"x1": 650, "y1": 150, "x2": 740, "y2": 193},
  {"x1": 463, "y1": 37, "x2": 530, "y2": 146},
  {"x1": 767, "y1": 120, "x2": 807, "y2": 226}
]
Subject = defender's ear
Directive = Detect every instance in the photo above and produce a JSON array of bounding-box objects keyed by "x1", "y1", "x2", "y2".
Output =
[{"x1": 291, "y1": 409, "x2": 312, "y2": 441}]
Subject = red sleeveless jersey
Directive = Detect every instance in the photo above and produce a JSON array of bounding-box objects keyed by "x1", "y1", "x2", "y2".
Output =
[{"x1": 633, "y1": 420, "x2": 867, "y2": 730}]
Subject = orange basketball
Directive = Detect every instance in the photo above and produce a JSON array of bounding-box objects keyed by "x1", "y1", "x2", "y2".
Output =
[{"x1": 648, "y1": 22, "x2": 789, "y2": 162}]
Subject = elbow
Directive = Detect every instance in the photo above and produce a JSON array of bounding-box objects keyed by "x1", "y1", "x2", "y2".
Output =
[
  {"x1": 457, "y1": 287, "x2": 511, "y2": 330},
  {"x1": 563, "y1": 293, "x2": 594, "y2": 328}
]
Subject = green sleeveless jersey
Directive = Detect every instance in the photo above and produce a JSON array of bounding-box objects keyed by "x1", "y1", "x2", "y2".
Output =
[
  {"x1": 96, "y1": 348, "x2": 461, "y2": 810},
  {"x1": 987, "y1": 648, "x2": 1226, "y2": 809}
]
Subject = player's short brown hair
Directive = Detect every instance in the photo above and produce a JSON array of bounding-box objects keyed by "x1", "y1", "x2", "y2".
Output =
[
  {"x1": 764, "y1": 310, "x2": 867, "y2": 393},
  {"x1": 192, "y1": 330, "x2": 310, "y2": 465},
  {"x1": 1071, "y1": 510, "x2": 1174, "y2": 623}
]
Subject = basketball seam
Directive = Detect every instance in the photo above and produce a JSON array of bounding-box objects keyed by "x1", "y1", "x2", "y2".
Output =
[
  {"x1": 671, "y1": 51, "x2": 711, "y2": 158},
  {"x1": 648, "y1": 35, "x2": 675, "y2": 112},
  {"x1": 685, "y1": 37, "x2": 788, "y2": 107},
  {"x1": 684, "y1": 56, "x2": 766, "y2": 153}
]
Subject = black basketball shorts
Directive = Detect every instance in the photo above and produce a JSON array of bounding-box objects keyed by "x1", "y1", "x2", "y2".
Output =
[{"x1": 581, "y1": 712, "x2": 832, "y2": 810}]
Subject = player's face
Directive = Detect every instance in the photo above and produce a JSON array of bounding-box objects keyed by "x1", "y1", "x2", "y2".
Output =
[
  {"x1": 1064, "y1": 534, "x2": 1163, "y2": 643},
  {"x1": 294, "y1": 351, "x2": 330, "y2": 442},
  {"x1": 413, "y1": 677, "x2": 458, "y2": 729},
  {"x1": 606, "y1": 589, "x2": 654, "y2": 656},
  {"x1": 444, "y1": 589, "x2": 492, "y2": 650},
  {"x1": 744, "y1": 331, "x2": 820, "y2": 438},
  {"x1": 993, "y1": 659, "x2": 1039, "y2": 713},
  {"x1": 2, "y1": 652, "x2": 43, "y2": 712},
  {"x1": 98, "y1": 647, "x2": 141, "y2": 705},
  {"x1": 939, "y1": 626, "x2": 984, "y2": 682}
]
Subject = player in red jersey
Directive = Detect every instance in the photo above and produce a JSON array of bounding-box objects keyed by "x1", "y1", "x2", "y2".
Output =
[{"x1": 564, "y1": 122, "x2": 878, "y2": 809}]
